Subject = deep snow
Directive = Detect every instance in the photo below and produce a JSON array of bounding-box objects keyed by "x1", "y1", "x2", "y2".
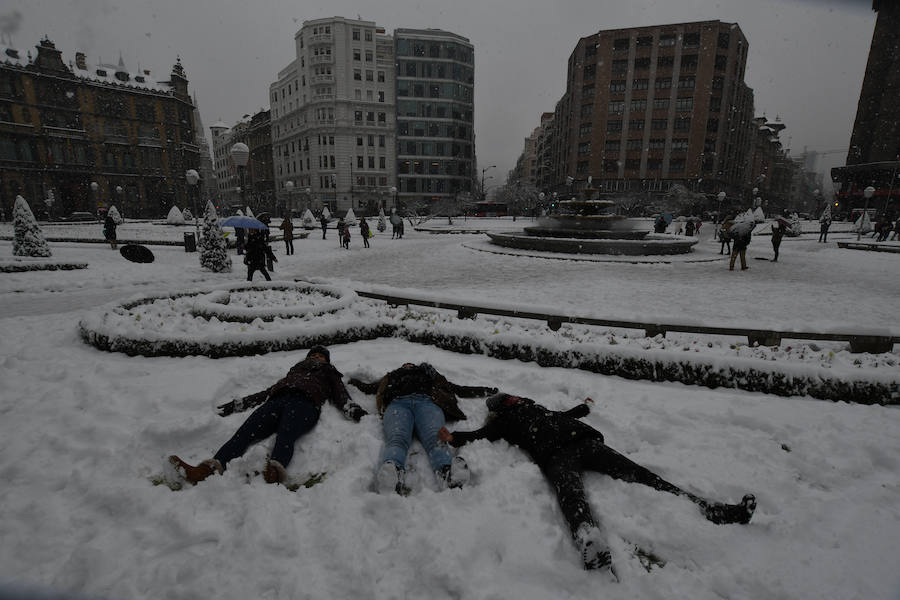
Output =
[{"x1": 1, "y1": 218, "x2": 899, "y2": 600}]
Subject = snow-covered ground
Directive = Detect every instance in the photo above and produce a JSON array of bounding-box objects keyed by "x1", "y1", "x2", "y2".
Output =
[{"x1": 1, "y1": 219, "x2": 899, "y2": 600}]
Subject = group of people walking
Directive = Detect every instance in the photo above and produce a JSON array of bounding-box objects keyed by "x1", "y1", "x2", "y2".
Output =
[{"x1": 169, "y1": 346, "x2": 757, "y2": 574}]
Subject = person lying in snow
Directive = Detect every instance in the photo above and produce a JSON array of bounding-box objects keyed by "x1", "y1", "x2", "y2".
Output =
[
  {"x1": 349, "y1": 363, "x2": 497, "y2": 494},
  {"x1": 440, "y1": 393, "x2": 757, "y2": 574},
  {"x1": 169, "y1": 346, "x2": 367, "y2": 485}
]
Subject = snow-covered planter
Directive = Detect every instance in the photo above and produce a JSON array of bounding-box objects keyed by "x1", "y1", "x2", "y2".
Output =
[
  {"x1": 190, "y1": 282, "x2": 357, "y2": 322},
  {"x1": 78, "y1": 282, "x2": 395, "y2": 358}
]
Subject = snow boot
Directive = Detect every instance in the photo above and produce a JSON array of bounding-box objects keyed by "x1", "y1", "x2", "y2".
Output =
[
  {"x1": 437, "y1": 456, "x2": 471, "y2": 490},
  {"x1": 168, "y1": 456, "x2": 222, "y2": 485},
  {"x1": 574, "y1": 523, "x2": 614, "y2": 574},
  {"x1": 263, "y1": 459, "x2": 287, "y2": 484},
  {"x1": 376, "y1": 461, "x2": 409, "y2": 496},
  {"x1": 703, "y1": 494, "x2": 757, "y2": 525}
]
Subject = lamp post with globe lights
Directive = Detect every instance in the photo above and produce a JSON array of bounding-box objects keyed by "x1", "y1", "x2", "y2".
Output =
[
  {"x1": 391, "y1": 186, "x2": 398, "y2": 212},
  {"x1": 115, "y1": 185, "x2": 123, "y2": 218},
  {"x1": 230, "y1": 142, "x2": 250, "y2": 211},
  {"x1": 90, "y1": 181, "x2": 99, "y2": 216},
  {"x1": 305, "y1": 187, "x2": 312, "y2": 212},
  {"x1": 284, "y1": 180, "x2": 294, "y2": 216},
  {"x1": 717, "y1": 191, "x2": 726, "y2": 223},
  {"x1": 185, "y1": 169, "x2": 200, "y2": 238},
  {"x1": 480, "y1": 165, "x2": 496, "y2": 201}
]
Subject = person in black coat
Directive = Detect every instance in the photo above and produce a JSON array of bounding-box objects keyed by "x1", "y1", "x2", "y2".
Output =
[
  {"x1": 441, "y1": 393, "x2": 756, "y2": 573},
  {"x1": 169, "y1": 346, "x2": 367, "y2": 485},
  {"x1": 244, "y1": 230, "x2": 277, "y2": 281}
]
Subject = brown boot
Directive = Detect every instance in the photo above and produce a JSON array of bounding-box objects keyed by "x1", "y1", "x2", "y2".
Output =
[
  {"x1": 169, "y1": 455, "x2": 222, "y2": 485},
  {"x1": 263, "y1": 459, "x2": 287, "y2": 484}
]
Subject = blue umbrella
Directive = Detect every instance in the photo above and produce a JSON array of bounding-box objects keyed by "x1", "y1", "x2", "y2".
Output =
[
  {"x1": 660, "y1": 212, "x2": 673, "y2": 225},
  {"x1": 219, "y1": 216, "x2": 268, "y2": 230}
]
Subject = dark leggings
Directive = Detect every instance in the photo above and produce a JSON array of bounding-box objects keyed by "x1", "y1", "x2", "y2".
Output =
[
  {"x1": 540, "y1": 437, "x2": 705, "y2": 537},
  {"x1": 214, "y1": 393, "x2": 319, "y2": 468},
  {"x1": 247, "y1": 266, "x2": 271, "y2": 281}
]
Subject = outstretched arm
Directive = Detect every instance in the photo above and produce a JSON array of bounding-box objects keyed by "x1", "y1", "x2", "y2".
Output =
[
  {"x1": 216, "y1": 389, "x2": 270, "y2": 417},
  {"x1": 348, "y1": 377, "x2": 381, "y2": 395},
  {"x1": 440, "y1": 419, "x2": 503, "y2": 448},
  {"x1": 449, "y1": 383, "x2": 500, "y2": 398},
  {"x1": 328, "y1": 369, "x2": 367, "y2": 422}
]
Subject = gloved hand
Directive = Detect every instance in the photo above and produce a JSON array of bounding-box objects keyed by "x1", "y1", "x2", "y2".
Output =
[
  {"x1": 344, "y1": 403, "x2": 367, "y2": 422},
  {"x1": 217, "y1": 399, "x2": 242, "y2": 417}
]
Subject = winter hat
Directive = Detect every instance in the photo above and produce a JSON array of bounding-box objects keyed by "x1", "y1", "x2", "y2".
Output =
[
  {"x1": 306, "y1": 345, "x2": 331, "y2": 363},
  {"x1": 486, "y1": 392, "x2": 522, "y2": 412}
]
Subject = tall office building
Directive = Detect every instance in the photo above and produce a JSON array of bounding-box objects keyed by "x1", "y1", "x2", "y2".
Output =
[
  {"x1": 550, "y1": 20, "x2": 755, "y2": 197},
  {"x1": 270, "y1": 17, "x2": 396, "y2": 215},
  {"x1": 394, "y1": 29, "x2": 475, "y2": 212}
]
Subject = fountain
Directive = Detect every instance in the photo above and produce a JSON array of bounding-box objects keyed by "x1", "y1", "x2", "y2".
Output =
[{"x1": 486, "y1": 187, "x2": 698, "y2": 256}]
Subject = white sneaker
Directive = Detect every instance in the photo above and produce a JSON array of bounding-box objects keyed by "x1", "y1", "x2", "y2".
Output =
[
  {"x1": 574, "y1": 524, "x2": 613, "y2": 572},
  {"x1": 375, "y1": 462, "x2": 406, "y2": 495},
  {"x1": 442, "y1": 455, "x2": 471, "y2": 489}
]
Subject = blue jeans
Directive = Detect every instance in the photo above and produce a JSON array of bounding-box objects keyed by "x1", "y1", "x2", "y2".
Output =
[
  {"x1": 214, "y1": 392, "x2": 320, "y2": 469},
  {"x1": 381, "y1": 393, "x2": 451, "y2": 472}
]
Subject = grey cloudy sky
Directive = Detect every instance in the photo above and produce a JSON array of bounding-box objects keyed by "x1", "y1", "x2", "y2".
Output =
[{"x1": 3, "y1": 0, "x2": 877, "y2": 186}]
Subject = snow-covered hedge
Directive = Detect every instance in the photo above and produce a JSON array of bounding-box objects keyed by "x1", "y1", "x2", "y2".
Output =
[
  {"x1": 77, "y1": 283, "x2": 899, "y2": 404},
  {"x1": 0, "y1": 261, "x2": 88, "y2": 273}
]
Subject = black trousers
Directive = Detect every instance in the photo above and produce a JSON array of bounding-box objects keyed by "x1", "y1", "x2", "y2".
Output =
[
  {"x1": 540, "y1": 437, "x2": 704, "y2": 537},
  {"x1": 247, "y1": 265, "x2": 271, "y2": 281},
  {"x1": 284, "y1": 238, "x2": 294, "y2": 255},
  {"x1": 214, "y1": 393, "x2": 320, "y2": 469}
]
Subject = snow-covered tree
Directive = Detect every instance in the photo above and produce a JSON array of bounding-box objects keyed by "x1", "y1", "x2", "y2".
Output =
[
  {"x1": 13, "y1": 195, "x2": 52, "y2": 257},
  {"x1": 377, "y1": 206, "x2": 387, "y2": 232},
  {"x1": 344, "y1": 207, "x2": 357, "y2": 223},
  {"x1": 108, "y1": 205, "x2": 123, "y2": 224},
  {"x1": 199, "y1": 201, "x2": 232, "y2": 272},
  {"x1": 301, "y1": 209, "x2": 315, "y2": 229},
  {"x1": 167, "y1": 206, "x2": 185, "y2": 225},
  {"x1": 321, "y1": 206, "x2": 331, "y2": 221},
  {"x1": 181, "y1": 207, "x2": 193, "y2": 222},
  {"x1": 752, "y1": 207, "x2": 766, "y2": 223},
  {"x1": 244, "y1": 206, "x2": 254, "y2": 218}
]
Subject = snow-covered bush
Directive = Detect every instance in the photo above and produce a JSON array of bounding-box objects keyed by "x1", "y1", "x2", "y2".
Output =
[
  {"x1": 377, "y1": 207, "x2": 387, "y2": 232},
  {"x1": 181, "y1": 207, "x2": 193, "y2": 222},
  {"x1": 321, "y1": 206, "x2": 331, "y2": 221},
  {"x1": 344, "y1": 207, "x2": 357, "y2": 223},
  {"x1": 199, "y1": 201, "x2": 232, "y2": 272},
  {"x1": 166, "y1": 206, "x2": 185, "y2": 225},
  {"x1": 108, "y1": 205, "x2": 123, "y2": 224},
  {"x1": 301, "y1": 209, "x2": 315, "y2": 229},
  {"x1": 244, "y1": 206, "x2": 255, "y2": 218},
  {"x1": 13, "y1": 196, "x2": 52, "y2": 257}
]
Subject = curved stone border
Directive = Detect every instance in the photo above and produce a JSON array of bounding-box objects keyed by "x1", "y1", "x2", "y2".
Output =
[
  {"x1": 1, "y1": 262, "x2": 88, "y2": 272},
  {"x1": 461, "y1": 239, "x2": 723, "y2": 264},
  {"x1": 191, "y1": 282, "x2": 356, "y2": 322}
]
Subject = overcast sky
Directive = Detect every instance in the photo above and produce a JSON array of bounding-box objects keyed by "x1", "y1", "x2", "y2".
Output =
[{"x1": 2, "y1": 0, "x2": 878, "y2": 188}]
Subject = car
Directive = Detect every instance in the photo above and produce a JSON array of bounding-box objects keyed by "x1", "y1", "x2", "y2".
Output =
[{"x1": 65, "y1": 211, "x2": 97, "y2": 222}]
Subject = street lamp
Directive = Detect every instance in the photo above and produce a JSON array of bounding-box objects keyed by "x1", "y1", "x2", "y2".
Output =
[
  {"x1": 717, "y1": 191, "x2": 726, "y2": 223},
  {"x1": 391, "y1": 186, "x2": 398, "y2": 212},
  {"x1": 284, "y1": 180, "x2": 294, "y2": 216},
  {"x1": 858, "y1": 185, "x2": 875, "y2": 241},
  {"x1": 230, "y1": 142, "x2": 250, "y2": 211},
  {"x1": 115, "y1": 185, "x2": 123, "y2": 217},
  {"x1": 185, "y1": 169, "x2": 200, "y2": 238},
  {"x1": 305, "y1": 187, "x2": 311, "y2": 212},
  {"x1": 481, "y1": 165, "x2": 496, "y2": 201},
  {"x1": 90, "y1": 181, "x2": 98, "y2": 216}
]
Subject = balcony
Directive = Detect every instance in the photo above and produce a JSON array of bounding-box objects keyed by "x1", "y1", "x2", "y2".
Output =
[
  {"x1": 311, "y1": 74, "x2": 334, "y2": 84},
  {"x1": 310, "y1": 54, "x2": 333, "y2": 65},
  {"x1": 310, "y1": 33, "x2": 332, "y2": 44}
]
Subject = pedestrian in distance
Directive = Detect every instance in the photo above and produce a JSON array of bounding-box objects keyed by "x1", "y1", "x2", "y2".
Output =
[
  {"x1": 685, "y1": 219, "x2": 695, "y2": 237},
  {"x1": 341, "y1": 222, "x2": 351, "y2": 249},
  {"x1": 359, "y1": 217, "x2": 371, "y2": 248},
  {"x1": 235, "y1": 226, "x2": 245, "y2": 255},
  {"x1": 390, "y1": 212, "x2": 401, "y2": 239},
  {"x1": 169, "y1": 346, "x2": 367, "y2": 486},
  {"x1": 103, "y1": 214, "x2": 117, "y2": 250},
  {"x1": 349, "y1": 363, "x2": 497, "y2": 495},
  {"x1": 441, "y1": 393, "x2": 756, "y2": 575},
  {"x1": 729, "y1": 223, "x2": 752, "y2": 271},
  {"x1": 771, "y1": 221, "x2": 785, "y2": 262},
  {"x1": 279, "y1": 214, "x2": 295, "y2": 256},
  {"x1": 244, "y1": 229, "x2": 277, "y2": 281},
  {"x1": 891, "y1": 216, "x2": 900, "y2": 241},
  {"x1": 718, "y1": 218, "x2": 733, "y2": 255},
  {"x1": 818, "y1": 211, "x2": 831, "y2": 243},
  {"x1": 320, "y1": 214, "x2": 328, "y2": 240}
]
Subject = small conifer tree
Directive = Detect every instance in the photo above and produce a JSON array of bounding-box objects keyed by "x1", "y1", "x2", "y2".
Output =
[
  {"x1": 377, "y1": 206, "x2": 387, "y2": 232},
  {"x1": 167, "y1": 205, "x2": 185, "y2": 225},
  {"x1": 13, "y1": 195, "x2": 52, "y2": 257},
  {"x1": 181, "y1": 207, "x2": 193, "y2": 222},
  {"x1": 199, "y1": 201, "x2": 232, "y2": 272},
  {"x1": 108, "y1": 205, "x2": 123, "y2": 224}
]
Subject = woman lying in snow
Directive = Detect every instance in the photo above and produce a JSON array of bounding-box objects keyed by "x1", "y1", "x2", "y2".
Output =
[{"x1": 440, "y1": 393, "x2": 756, "y2": 576}]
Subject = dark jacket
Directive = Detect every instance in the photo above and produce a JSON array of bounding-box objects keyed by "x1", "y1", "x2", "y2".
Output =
[
  {"x1": 217, "y1": 357, "x2": 363, "y2": 420},
  {"x1": 449, "y1": 396, "x2": 602, "y2": 464},
  {"x1": 244, "y1": 235, "x2": 276, "y2": 268},
  {"x1": 360, "y1": 219, "x2": 370, "y2": 237},
  {"x1": 280, "y1": 218, "x2": 294, "y2": 238},
  {"x1": 104, "y1": 216, "x2": 117, "y2": 240},
  {"x1": 349, "y1": 363, "x2": 496, "y2": 422}
]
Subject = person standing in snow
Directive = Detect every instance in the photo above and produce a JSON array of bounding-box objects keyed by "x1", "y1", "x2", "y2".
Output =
[
  {"x1": 341, "y1": 222, "x2": 351, "y2": 249},
  {"x1": 320, "y1": 214, "x2": 328, "y2": 240},
  {"x1": 818, "y1": 211, "x2": 831, "y2": 243},
  {"x1": 359, "y1": 217, "x2": 371, "y2": 249},
  {"x1": 349, "y1": 363, "x2": 497, "y2": 495},
  {"x1": 729, "y1": 225, "x2": 752, "y2": 271},
  {"x1": 169, "y1": 346, "x2": 367, "y2": 485},
  {"x1": 770, "y1": 221, "x2": 785, "y2": 262},
  {"x1": 103, "y1": 214, "x2": 117, "y2": 249},
  {"x1": 279, "y1": 214, "x2": 295, "y2": 255},
  {"x1": 244, "y1": 230, "x2": 277, "y2": 281},
  {"x1": 441, "y1": 393, "x2": 756, "y2": 573},
  {"x1": 390, "y1": 212, "x2": 401, "y2": 239},
  {"x1": 717, "y1": 218, "x2": 733, "y2": 255}
]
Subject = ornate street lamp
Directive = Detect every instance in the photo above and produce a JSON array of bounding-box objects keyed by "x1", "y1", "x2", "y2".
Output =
[
  {"x1": 115, "y1": 185, "x2": 123, "y2": 217},
  {"x1": 717, "y1": 191, "x2": 726, "y2": 223},
  {"x1": 391, "y1": 186, "x2": 398, "y2": 212},
  {"x1": 305, "y1": 187, "x2": 311, "y2": 212},
  {"x1": 481, "y1": 165, "x2": 496, "y2": 200},
  {"x1": 284, "y1": 180, "x2": 294, "y2": 216},
  {"x1": 185, "y1": 169, "x2": 200, "y2": 238},
  {"x1": 230, "y1": 142, "x2": 250, "y2": 210}
]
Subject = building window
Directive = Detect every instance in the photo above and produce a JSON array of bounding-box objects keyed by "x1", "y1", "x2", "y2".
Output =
[
  {"x1": 581, "y1": 104, "x2": 594, "y2": 118},
  {"x1": 604, "y1": 140, "x2": 620, "y2": 152},
  {"x1": 366, "y1": 70, "x2": 374, "y2": 81},
  {"x1": 659, "y1": 34, "x2": 676, "y2": 47},
  {"x1": 378, "y1": 71, "x2": 385, "y2": 82},
  {"x1": 628, "y1": 119, "x2": 645, "y2": 131},
  {"x1": 612, "y1": 59, "x2": 628, "y2": 73},
  {"x1": 626, "y1": 138, "x2": 643, "y2": 150},
  {"x1": 633, "y1": 57, "x2": 651, "y2": 70},
  {"x1": 683, "y1": 32, "x2": 700, "y2": 48},
  {"x1": 649, "y1": 138, "x2": 666, "y2": 149},
  {"x1": 673, "y1": 117, "x2": 691, "y2": 131},
  {"x1": 675, "y1": 97, "x2": 693, "y2": 111},
  {"x1": 582, "y1": 85, "x2": 595, "y2": 99},
  {"x1": 647, "y1": 158, "x2": 662, "y2": 171},
  {"x1": 680, "y1": 54, "x2": 698, "y2": 71},
  {"x1": 707, "y1": 118, "x2": 719, "y2": 132},
  {"x1": 709, "y1": 96, "x2": 722, "y2": 112},
  {"x1": 609, "y1": 80, "x2": 626, "y2": 93},
  {"x1": 579, "y1": 123, "x2": 593, "y2": 137},
  {"x1": 625, "y1": 158, "x2": 641, "y2": 170},
  {"x1": 677, "y1": 76, "x2": 695, "y2": 89},
  {"x1": 718, "y1": 32, "x2": 730, "y2": 49},
  {"x1": 632, "y1": 78, "x2": 649, "y2": 90},
  {"x1": 657, "y1": 55, "x2": 674, "y2": 68},
  {"x1": 353, "y1": 49, "x2": 361, "y2": 61},
  {"x1": 655, "y1": 77, "x2": 672, "y2": 89},
  {"x1": 352, "y1": 29, "x2": 360, "y2": 40},
  {"x1": 584, "y1": 64, "x2": 596, "y2": 78},
  {"x1": 651, "y1": 118, "x2": 668, "y2": 130},
  {"x1": 365, "y1": 30, "x2": 373, "y2": 42},
  {"x1": 613, "y1": 38, "x2": 629, "y2": 52},
  {"x1": 354, "y1": 69, "x2": 362, "y2": 81},
  {"x1": 653, "y1": 98, "x2": 670, "y2": 110},
  {"x1": 608, "y1": 101, "x2": 625, "y2": 114},
  {"x1": 669, "y1": 158, "x2": 686, "y2": 172},
  {"x1": 606, "y1": 120, "x2": 622, "y2": 133},
  {"x1": 603, "y1": 159, "x2": 618, "y2": 173},
  {"x1": 712, "y1": 76, "x2": 724, "y2": 90},
  {"x1": 630, "y1": 99, "x2": 647, "y2": 111},
  {"x1": 365, "y1": 50, "x2": 373, "y2": 62},
  {"x1": 715, "y1": 55, "x2": 728, "y2": 71}
]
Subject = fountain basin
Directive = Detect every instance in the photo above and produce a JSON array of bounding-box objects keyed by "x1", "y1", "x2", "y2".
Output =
[{"x1": 486, "y1": 232, "x2": 698, "y2": 255}]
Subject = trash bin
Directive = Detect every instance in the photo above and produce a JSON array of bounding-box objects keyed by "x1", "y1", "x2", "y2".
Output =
[{"x1": 183, "y1": 232, "x2": 197, "y2": 252}]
